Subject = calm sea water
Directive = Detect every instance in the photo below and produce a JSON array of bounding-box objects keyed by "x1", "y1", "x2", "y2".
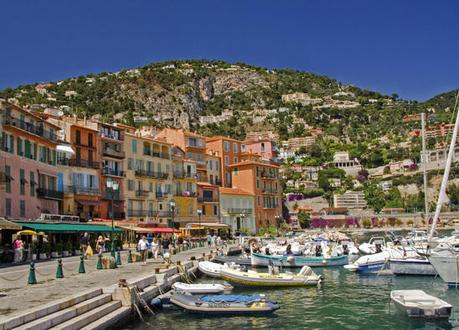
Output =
[{"x1": 125, "y1": 230, "x2": 459, "y2": 330}]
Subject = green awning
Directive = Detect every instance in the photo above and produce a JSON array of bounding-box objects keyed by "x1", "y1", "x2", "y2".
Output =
[{"x1": 16, "y1": 222, "x2": 123, "y2": 234}]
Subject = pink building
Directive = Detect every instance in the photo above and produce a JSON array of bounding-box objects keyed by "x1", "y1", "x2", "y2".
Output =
[
  {"x1": 0, "y1": 101, "x2": 62, "y2": 220},
  {"x1": 242, "y1": 138, "x2": 279, "y2": 163}
]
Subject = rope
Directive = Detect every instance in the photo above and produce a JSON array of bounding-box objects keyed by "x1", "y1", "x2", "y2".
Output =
[
  {"x1": 0, "y1": 271, "x2": 29, "y2": 282},
  {"x1": 35, "y1": 268, "x2": 53, "y2": 276}
]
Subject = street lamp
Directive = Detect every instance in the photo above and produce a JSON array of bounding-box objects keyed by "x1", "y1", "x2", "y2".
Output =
[
  {"x1": 169, "y1": 199, "x2": 176, "y2": 229},
  {"x1": 106, "y1": 180, "x2": 119, "y2": 259},
  {"x1": 197, "y1": 209, "x2": 202, "y2": 240},
  {"x1": 239, "y1": 213, "x2": 245, "y2": 233}
]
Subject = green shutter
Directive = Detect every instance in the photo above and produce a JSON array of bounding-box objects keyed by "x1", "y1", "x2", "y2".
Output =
[
  {"x1": 30, "y1": 171, "x2": 35, "y2": 196},
  {"x1": 25, "y1": 140, "x2": 31, "y2": 159},
  {"x1": 33, "y1": 143, "x2": 37, "y2": 160},
  {"x1": 17, "y1": 137, "x2": 22, "y2": 156},
  {"x1": 52, "y1": 150, "x2": 57, "y2": 165},
  {"x1": 5, "y1": 165, "x2": 11, "y2": 193},
  {"x1": 9, "y1": 135, "x2": 14, "y2": 154}
]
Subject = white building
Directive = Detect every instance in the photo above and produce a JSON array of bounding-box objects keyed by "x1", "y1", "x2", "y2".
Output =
[
  {"x1": 219, "y1": 187, "x2": 256, "y2": 234},
  {"x1": 331, "y1": 151, "x2": 362, "y2": 176},
  {"x1": 333, "y1": 191, "x2": 367, "y2": 209}
]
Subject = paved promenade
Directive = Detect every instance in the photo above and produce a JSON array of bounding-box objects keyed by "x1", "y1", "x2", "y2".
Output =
[{"x1": 0, "y1": 244, "x2": 231, "y2": 317}]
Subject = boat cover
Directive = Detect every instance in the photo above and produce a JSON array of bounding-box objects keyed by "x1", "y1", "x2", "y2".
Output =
[{"x1": 200, "y1": 295, "x2": 262, "y2": 303}]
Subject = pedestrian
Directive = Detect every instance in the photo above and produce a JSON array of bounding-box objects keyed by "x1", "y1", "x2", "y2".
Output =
[
  {"x1": 13, "y1": 237, "x2": 23, "y2": 263},
  {"x1": 162, "y1": 236, "x2": 170, "y2": 259},
  {"x1": 207, "y1": 233, "x2": 212, "y2": 247},
  {"x1": 137, "y1": 235, "x2": 148, "y2": 264},
  {"x1": 96, "y1": 236, "x2": 105, "y2": 255},
  {"x1": 212, "y1": 234, "x2": 217, "y2": 247},
  {"x1": 151, "y1": 237, "x2": 159, "y2": 260},
  {"x1": 80, "y1": 232, "x2": 89, "y2": 259}
]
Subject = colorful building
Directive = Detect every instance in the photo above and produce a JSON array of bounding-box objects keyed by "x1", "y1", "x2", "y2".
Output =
[
  {"x1": 219, "y1": 187, "x2": 255, "y2": 234},
  {"x1": 229, "y1": 155, "x2": 282, "y2": 231},
  {"x1": 122, "y1": 126, "x2": 174, "y2": 226},
  {"x1": 0, "y1": 101, "x2": 62, "y2": 220},
  {"x1": 206, "y1": 151, "x2": 221, "y2": 186},
  {"x1": 242, "y1": 138, "x2": 279, "y2": 164},
  {"x1": 197, "y1": 182, "x2": 220, "y2": 223},
  {"x1": 206, "y1": 136, "x2": 242, "y2": 187}
]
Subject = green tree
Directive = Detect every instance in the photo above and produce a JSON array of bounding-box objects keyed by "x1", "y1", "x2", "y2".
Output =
[
  {"x1": 365, "y1": 183, "x2": 385, "y2": 213},
  {"x1": 298, "y1": 212, "x2": 311, "y2": 229}
]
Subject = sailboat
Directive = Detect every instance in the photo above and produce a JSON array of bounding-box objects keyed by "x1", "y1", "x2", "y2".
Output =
[{"x1": 427, "y1": 92, "x2": 459, "y2": 287}]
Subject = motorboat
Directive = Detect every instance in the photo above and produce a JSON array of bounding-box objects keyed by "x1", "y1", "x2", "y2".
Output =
[
  {"x1": 358, "y1": 237, "x2": 391, "y2": 255},
  {"x1": 251, "y1": 252, "x2": 348, "y2": 268},
  {"x1": 428, "y1": 242, "x2": 459, "y2": 287},
  {"x1": 198, "y1": 261, "x2": 239, "y2": 278},
  {"x1": 344, "y1": 247, "x2": 418, "y2": 274},
  {"x1": 221, "y1": 265, "x2": 321, "y2": 287},
  {"x1": 390, "y1": 290, "x2": 452, "y2": 319},
  {"x1": 214, "y1": 254, "x2": 252, "y2": 266},
  {"x1": 389, "y1": 256, "x2": 436, "y2": 276},
  {"x1": 169, "y1": 293, "x2": 280, "y2": 314},
  {"x1": 172, "y1": 282, "x2": 233, "y2": 294}
]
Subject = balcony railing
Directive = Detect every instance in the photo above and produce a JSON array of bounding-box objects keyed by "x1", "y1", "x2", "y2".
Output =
[
  {"x1": 198, "y1": 196, "x2": 218, "y2": 203},
  {"x1": 196, "y1": 160, "x2": 207, "y2": 168},
  {"x1": 156, "y1": 191, "x2": 168, "y2": 199},
  {"x1": 100, "y1": 131, "x2": 124, "y2": 141},
  {"x1": 127, "y1": 210, "x2": 157, "y2": 217},
  {"x1": 37, "y1": 188, "x2": 64, "y2": 200},
  {"x1": 65, "y1": 186, "x2": 99, "y2": 195},
  {"x1": 103, "y1": 147, "x2": 125, "y2": 159},
  {"x1": 102, "y1": 168, "x2": 124, "y2": 177},
  {"x1": 58, "y1": 158, "x2": 100, "y2": 169},
  {"x1": 3, "y1": 115, "x2": 58, "y2": 142},
  {"x1": 174, "y1": 191, "x2": 197, "y2": 197},
  {"x1": 135, "y1": 169, "x2": 169, "y2": 179},
  {"x1": 112, "y1": 212, "x2": 125, "y2": 220},
  {"x1": 103, "y1": 191, "x2": 122, "y2": 200},
  {"x1": 136, "y1": 190, "x2": 150, "y2": 198},
  {"x1": 227, "y1": 208, "x2": 253, "y2": 214}
]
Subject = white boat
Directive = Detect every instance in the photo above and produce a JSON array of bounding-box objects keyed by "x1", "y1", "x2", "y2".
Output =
[
  {"x1": 172, "y1": 282, "x2": 233, "y2": 294},
  {"x1": 390, "y1": 290, "x2": 452, "y2": 319},
  {"x1": 358, "y1": 237, "x2": 391, "y2": 255},
  {"x1": 389, "y1": 256, "x2": 437, "y2": 276},
  {"x1": 198, "y1": 261, "x2": 225, "y2": 278}
]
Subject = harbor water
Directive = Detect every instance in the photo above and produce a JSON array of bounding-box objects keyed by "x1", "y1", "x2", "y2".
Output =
[{"x1": 124, "y1": 268, "x2": 459, "y2": 329}]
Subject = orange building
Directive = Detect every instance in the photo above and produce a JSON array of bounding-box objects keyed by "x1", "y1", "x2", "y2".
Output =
[
  {"x1": 206, "y1": 136, "x2": 242, "y2": 187},
  {"x1": 229, "y1": 156, "x2": 282, "y2": 231},
  {"x1": 156, "y1": 128, "x2": 208, "y2": 182},
  {"x1": 197, "y1": 182, "x2": 220, "y2": 223}
]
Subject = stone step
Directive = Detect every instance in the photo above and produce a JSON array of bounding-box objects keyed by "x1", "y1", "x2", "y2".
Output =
[
  {"x1": 49, "y1": 301, "x2": 121, "y2": 330},
  {"x1": 79, "y1": 307, "x2": 131, "y2": 330},
  {"x1": 14, "y1": 294, "x2": 112, "y2": 330},
  {"x1": 0, "y1": 288, "x2": 103, "y2": 330}
]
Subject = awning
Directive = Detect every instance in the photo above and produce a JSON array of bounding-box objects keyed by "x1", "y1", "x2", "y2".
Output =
[
  {"x1": 16, "y1": 222, "x2": 123, "y2": 234},
  {"x1": 57, "y1": 145, "x2": 75, "y2": 155},
  {"x1": 0, "y1": 218, "x2": 22, "y2": 230},
  {"x1": 116, "y1": 225, "x2": 157, "y2": 234},
  {"x1": 150, "y1": 228, "x2": 180, "y2": 234},
  {"x1": 76, "y1": 199, "x2": 100, "y2": 206},
  {"x1": 186, "y1": 223, "x2": 229, "y2": 229}
]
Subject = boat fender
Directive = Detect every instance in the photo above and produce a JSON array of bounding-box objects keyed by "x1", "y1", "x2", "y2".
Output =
[
  {"x1": 150, "y1": 298, "x2": 163, "y2": 308},
  {"x1": 287, "y1": 256, "x2": 295, "y2": 263}
]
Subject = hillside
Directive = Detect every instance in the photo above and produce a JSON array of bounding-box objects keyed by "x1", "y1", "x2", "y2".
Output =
[{"x1": 0, "y1": 60, "x2": 456, "y2": 149}]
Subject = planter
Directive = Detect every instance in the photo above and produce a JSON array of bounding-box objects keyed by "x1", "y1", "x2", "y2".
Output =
[
  {"x1": 39, "y1": 253, "x2": 48, "y2": 260},
  {"x1": 32, "y1": 254, "x2": 37, "y2": 261},
  {"x1": 51, "y1": 252, "x2": 59, "y2": 258},
  {"x1": 62, "y1": 251, "x2": 69, "y2": 257}
]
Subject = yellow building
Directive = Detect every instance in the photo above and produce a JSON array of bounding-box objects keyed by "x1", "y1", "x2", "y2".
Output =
[
  {"x1": 171, "y1": 146, "x2": 198, "y2": 226},
  {"x1": 206, "y1": 151, "x2": 221, "y2": 185},
  {"x1": 122, "y1": 125, "x2": 174, "y2": 226}
]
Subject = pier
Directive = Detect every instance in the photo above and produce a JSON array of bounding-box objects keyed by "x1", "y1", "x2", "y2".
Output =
[{"x1": 0, "y1": 244, "x2": 230, "y2": 330}]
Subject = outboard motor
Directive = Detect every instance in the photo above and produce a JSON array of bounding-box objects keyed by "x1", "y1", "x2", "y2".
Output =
[
  {"x1": 342, "y1": 244, "x2": 349, "y2": 256},
  {"x1": 315, "y1": 245, "x2": 322, "y2": 257},
  {"x1": 375, "y1": 240, "x2": 383, "y2": 254},
  {"x1": 299, "y1": 265, "x2": 313, "y2": 276}
]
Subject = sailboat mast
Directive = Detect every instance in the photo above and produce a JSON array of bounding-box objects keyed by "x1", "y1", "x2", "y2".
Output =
[
  {"x1": 428, "y1": 103, "x2": 459, "y2": 239},
  {"x1": 421, "y1": 113, "x2": 429, "y2": 229}
]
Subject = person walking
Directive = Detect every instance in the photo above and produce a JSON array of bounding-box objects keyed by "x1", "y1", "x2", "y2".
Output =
[
  {"x1": 137, "y1": 235, "x2": 148, "y2": 264},
  {"x1": 151, "y1": 237, "x2": 159, "y2": 260},
  {"x1": 207, "y1": 233, "x2": 212, "y2": 247},
  {"x1": 13, "y1": 237, "x2": 23, "y2": 263},
  {"x1": 162, "y1": 236, "x2": 170, "y2": 261},
  {"x1": 96, "y1": 236, "x2": 105, "y2": 255}
]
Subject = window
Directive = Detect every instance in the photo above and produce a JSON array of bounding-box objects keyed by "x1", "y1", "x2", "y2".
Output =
[
  {"x1": 225, "y1": 172, "x2": 231, "y2": 185},
  {"x1": 88, "y1": 133, "x2": 93, "y2": 147},
  {"x1": 20, "y1": 200, "x2": 25, "y2": 218},
  {"x1": 214, "y1": 205, "x2": 218, "y2": 215},
  {"x1": 256, "y1": 179, "x2": 259, "y2": 189},
  {"x1": 76, "y1": 130, "x2": 81, "y2": 145},
  {"x1": 261, "y1": 143, "x2": 265, "y2": 152},
  {"x1": 5, "y1": 199, "x2": 11, "y2": 217},
  {"x1": 209, "y1": 174, "x2": 213, "y2": 184},
  {"x1": 30, "y1": 172, "x2": 35, "y2": 196},
  {"x1": 202, "y1": 205, "x2": 206, "y2": 215},
  {"x1": 24, "y1": 140, "x2": 31, "y2": 159},
  {"x1": 234, "y1": 157, "x2": 238, "y2": 163},
  {"x1": 233, "y1": 143, "x2": 238, "y2": 153},
  {"x1": 5, "y1": 165, "x2": 11, "y2": 193},
  {"x1": 76, "y1": 147, "x2": 81, "y2": 160},
  {"x1": 233, "y1": 167, "x2": 239, "y2": 175},
  {"x1": 224, "y1": 156, "x2": 229, "y2": 166},
  {"x1": 132, "y1": 139, "x2": 137, "y2": 153},
  {"x1": 257, "y1": 196, "x2": 261, "y2": 206},
  {"x1": 215, "y1": 160, "x2": 219, "y2": 170},
  {"x1": 17, "y1": 137, "x2": 23, "y2": 156},
  {"x1": 187, "y1": 152, "x2": 192, "y2": 160},
  {"x1": 223, "y1": 141, "x2": 229, "y2": 152},
  {"x1": 256, "y1": 167, "x2": 259, "y2": 177},
  {"x1": 20, "y1": 169, "x2": 25, "y2": 195},
  {"x1": 127, "y1": 158, "x2": 133, "y2": 170},
  {"x1": 208, "y1": 160, "x2": 213, "y2": 170},
  {"x1": 128, "y1": 180, "x2": 134, "y2": 191}
]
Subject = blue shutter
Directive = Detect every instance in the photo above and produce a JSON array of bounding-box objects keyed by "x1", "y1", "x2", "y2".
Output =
[
  {"x1": 57, "y1": 173, "x2": 64, "y2": 192},
  {"x1": 79, "y1": 174, "x2": 84, "y2": 189},
  {"x1": 94, "y1": 175, "x2": 99, "y2": 192},
  {"x1": 73, "y1": 173, "x2": 77, "y2": 186},
  {"x1": 86, "y1": 174, "x2": 91, "y2": 189}
]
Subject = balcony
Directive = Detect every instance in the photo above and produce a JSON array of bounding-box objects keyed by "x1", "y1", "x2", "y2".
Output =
[
  {"x1": 135, "y1": 170, "x2": 169, "y2": 180},
  {"x1": 3, "y1": 115, "x2": 58, "y2": 142},
  {"x1": 75, "y1": 140, "x2": 96, "y2": 149},
  {"x1": 127, "y1": 210, "x2": 157, "y2": 217},
  {"x1": 156, "y1": 191, "x2": 168, "y2": 199},
  {"x1": 136, "y1": 190, "x2": 150, "y2": 198},
  {"x1": 103, "y1": 191, "x2": 122, "y2": 201},
  {"x1": 65, "y1": 186, "x2": 99, "y2": 195},
  {"x1": 102, "y1": 168, "x2": 124, "y2": 177},
  {"x1": 103, "y1": 147, "x2": 125, "y2": 159},
  {"x1": 100, "y1": 131, "x2": 123, "y2": 141},
  {"x1": 112, "y1": 212, "x2": 125, "y2": 220},
  {"x1": 173, "y1": 171, "x2": 184, "y2": 179},
  {"x1": 196, "y1": 160, "x2": 207, "y2": 168},
  {"x1": 227, "y1": 208, "x2": 253, "y2": 214},
  {"x1": 174, "y1": 191, "x2": 197, "y2": 197},
  {"x1": 198, "y1": 196, "x2": 218, "y2": 203},
  {"x1": 37, "y1": 188, "x2": 64, "y2": 201},
  {"x1": 58, "y1": 158, "x2": 100, "y2": 169}
]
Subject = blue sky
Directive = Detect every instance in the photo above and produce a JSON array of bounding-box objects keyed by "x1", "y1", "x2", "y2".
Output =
[{"x1": 1, "y1": 1, "x2": 458, "y2": 100}]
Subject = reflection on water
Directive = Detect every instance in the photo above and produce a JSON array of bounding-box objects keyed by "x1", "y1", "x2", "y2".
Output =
[{"x1": 123, "y1": 266, "x2": 459, "y2": 330}]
